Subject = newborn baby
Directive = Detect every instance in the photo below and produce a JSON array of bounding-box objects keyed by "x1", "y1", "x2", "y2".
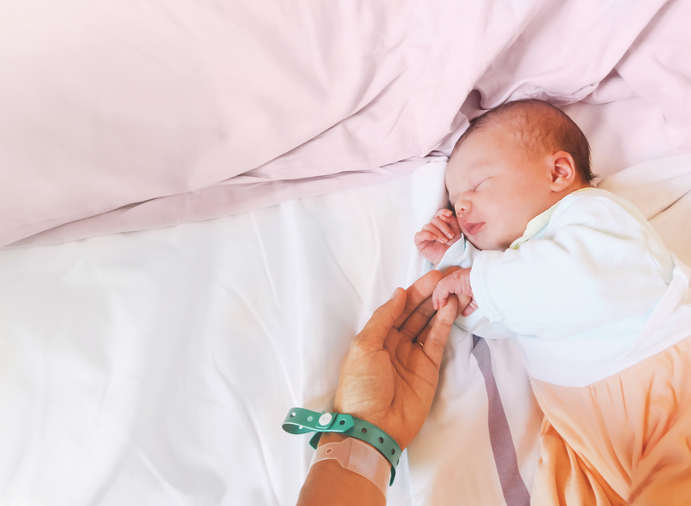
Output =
[
  {"x1": 416, "y1": 99, "x2": 593, "y2": 313},
  {"x1": 416, "y1": 99, "x2": 691, "y2": 504}
]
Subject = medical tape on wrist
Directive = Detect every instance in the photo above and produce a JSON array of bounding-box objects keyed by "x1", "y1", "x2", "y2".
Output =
[
  {"x1": 311, "y1": 438, "x2": 389, "y2": 497},
  {"x1": 282, "y1": 407, "x2": 401, "y2": 485}
]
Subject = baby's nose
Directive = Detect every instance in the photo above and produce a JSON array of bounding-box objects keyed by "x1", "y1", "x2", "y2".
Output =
[{"x1": 456, "y1": 200, "x2": 471, "y2": 214}]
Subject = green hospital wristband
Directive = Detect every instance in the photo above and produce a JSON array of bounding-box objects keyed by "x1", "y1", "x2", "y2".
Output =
[{"x1": 282, "y1": 407, "x2": 401, "y2": 485}]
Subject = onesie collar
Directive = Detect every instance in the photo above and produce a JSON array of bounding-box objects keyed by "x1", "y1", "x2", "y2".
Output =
[{"x1": 509, "y1": 187, "x2": 596, "y2": 250}]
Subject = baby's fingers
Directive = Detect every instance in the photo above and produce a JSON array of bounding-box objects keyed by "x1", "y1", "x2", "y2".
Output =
[
  {"x1": 435, "y1": 208, "x2": 455, "y2": 220},
  {"x1": 421, "y1": 224, "x2": 448, "y2": 243},
  {"x1": 414, "y1": 229, "x2": 438, "y2": 245},
  {"x1": 429, "y1": 217, "x2": 455, "y2": 240},
  {"x1": 436, "y1": 209, "x2": 462, "y2": 234},
  {"x1": 432, "y1": 283, "x2": 450, "y2": 311}
]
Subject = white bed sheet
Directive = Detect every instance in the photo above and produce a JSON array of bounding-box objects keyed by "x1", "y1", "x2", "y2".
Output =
[
  {"x1": 0, "y1": 158, "x2": 460, "y2": 505},
  {"x1": 3, "y1": 126, "x2": 691, "y2": 506}
]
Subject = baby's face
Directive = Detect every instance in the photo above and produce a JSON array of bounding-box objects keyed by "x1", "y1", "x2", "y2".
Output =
[{"x1": 445, "y1": 124, "x2": 559, "y2": 251}]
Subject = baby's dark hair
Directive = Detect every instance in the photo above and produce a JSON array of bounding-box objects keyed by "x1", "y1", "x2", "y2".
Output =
[{"x1": 453, "y1": 99, "x2": 595, "y2": 184}]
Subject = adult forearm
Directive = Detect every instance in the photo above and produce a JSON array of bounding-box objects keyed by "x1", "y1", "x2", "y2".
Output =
[
  {"x1": 297, "y1": 459, "x2": 386, "y2": 506},
  {"x1": 297, "y1": 433, "x2": 386, "y2": 506},
  {"x1": 296, "y1": 273, "x2": 460, "y2": 505}
]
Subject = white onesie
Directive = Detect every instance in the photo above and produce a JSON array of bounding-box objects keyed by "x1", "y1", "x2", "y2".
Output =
[{"x1": 436, "y1": 188, "x2": 691, "y2": 387}]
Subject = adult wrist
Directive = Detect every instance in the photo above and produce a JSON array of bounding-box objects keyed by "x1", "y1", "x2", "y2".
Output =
[
  {"x1": 311, "y1": 437, "x2": 391, "y2": 497},
  {"x1": 317, "y1": 432, "x2": 351, "y2": 447},
  {"x1": 318, "y1": 432, "x2": 393, "y2": 454},
  {"x1": 282, "y1": 407, "x2": 401, "y2": 486}
]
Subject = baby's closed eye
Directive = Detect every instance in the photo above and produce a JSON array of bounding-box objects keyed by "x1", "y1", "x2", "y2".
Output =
[{"x1": 473, "y1": 177, "x2": 491, "y2": 190}]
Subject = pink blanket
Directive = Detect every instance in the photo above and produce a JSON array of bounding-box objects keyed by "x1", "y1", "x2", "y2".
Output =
[{"x1": 2, "y1": 0, "x2": 689, "y2": 247}]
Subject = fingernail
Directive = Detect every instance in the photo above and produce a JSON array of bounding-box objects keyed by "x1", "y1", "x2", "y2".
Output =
[
  {"x1": 446, "y1": 233, "x2": 453, "y2": 239},
  {"x1": 390, "y1": 287, "x2": 400, "y2": 299}
]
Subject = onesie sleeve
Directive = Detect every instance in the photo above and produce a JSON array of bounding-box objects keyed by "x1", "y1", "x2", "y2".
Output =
[
  {"x1": 470, "y1": 196, "x2": 673, "y2": 335},
  {"x1": 435, "y1": 235, "x2": 481, "y2": 271}
]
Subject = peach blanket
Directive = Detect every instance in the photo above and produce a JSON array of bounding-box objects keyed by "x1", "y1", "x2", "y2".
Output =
[{"x1": 532, "y1": 336, "x2": 691, "y2": 505}]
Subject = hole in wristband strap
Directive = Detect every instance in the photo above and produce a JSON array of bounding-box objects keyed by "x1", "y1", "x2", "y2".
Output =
[{"x1": 282, "y1": 407, "x2": 400, "y2": 485}]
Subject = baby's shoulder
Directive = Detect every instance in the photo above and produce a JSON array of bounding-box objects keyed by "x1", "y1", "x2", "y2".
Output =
[
  {"x1": 548, "y1": 188, "x2": 675, "y2": 276},
  {"x1": 551, "y1": 188, "x2": 645, "y2": 230}
]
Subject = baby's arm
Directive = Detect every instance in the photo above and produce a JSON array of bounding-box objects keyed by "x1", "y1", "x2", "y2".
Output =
[
  {"x1": 414, "y1": 209, "x2": 462, "y2": 266},
  {"x1": 433, "y1": 267, "x2": 477, "y2": 316},
  {"x1": 469, "y1": 196, "x2": 672, "y2": 331}
]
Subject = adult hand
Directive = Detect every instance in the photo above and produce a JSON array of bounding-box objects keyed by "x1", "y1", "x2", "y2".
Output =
[
  {"x1": 333, "y1": 268, "x2": 469, "y2": 450},
  {"x1": 298, "y1": 269, "x2": 471, "y2": 506}
]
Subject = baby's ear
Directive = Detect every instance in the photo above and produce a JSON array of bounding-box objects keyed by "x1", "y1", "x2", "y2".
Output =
[{"x1": 549, "y1": 151, "x2": 577, "y2": 191}]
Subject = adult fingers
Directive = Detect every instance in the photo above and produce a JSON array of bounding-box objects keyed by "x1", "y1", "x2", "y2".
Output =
[
  {"x1": 397, "y1": 296, "x2": 436, "y2": 342},
  {"x1": 354, "y1": 287, "x2": 407, "y2": 352},
  {"x1": 461, "y1": 299, "x2": 478, "y2": 317},
  {"x1": 457, "y1": 294, "x2": 473, "y2": 317},
  {"x1": 422, "y1": 294, "x2": 458, "y2": 368},
  {"x1": 416, "y1": 291, "x2": 471, "y2": 347},
  {"x1": 394, "y1": 270, "x2": 442, "y2": 329}
]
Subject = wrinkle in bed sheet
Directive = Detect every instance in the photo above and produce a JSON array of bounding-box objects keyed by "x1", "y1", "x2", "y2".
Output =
[
  {"x1": 3, "y1": 150, "x2": 691, "y2": 505},
  {"x1": 2, "y1": 0, "x2": 539, "y2": 246},
  {"x1": 1, "y1": 160, "x2": 478, "y2": 505}
]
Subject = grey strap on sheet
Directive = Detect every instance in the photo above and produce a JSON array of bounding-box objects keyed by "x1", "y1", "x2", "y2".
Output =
[{"x1": 472, "y1": 335, "x2": 531, "y2": 506}]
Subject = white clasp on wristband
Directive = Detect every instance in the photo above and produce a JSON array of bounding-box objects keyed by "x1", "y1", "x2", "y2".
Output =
[{"x1": 311, "y1": 437, "x2": 390, "y2": 497}]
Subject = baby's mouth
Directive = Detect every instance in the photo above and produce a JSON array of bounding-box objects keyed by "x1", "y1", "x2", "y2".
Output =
[{"x1": 464, "y1": 222, "x2": 485, "y2": 236}]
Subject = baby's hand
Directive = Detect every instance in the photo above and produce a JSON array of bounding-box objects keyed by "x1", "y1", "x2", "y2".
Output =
[
  {"x1": 433, "y1": 267, "x2": 477, "y2": 316},
  {"x1": 414, "y1": 209, "x2": 462, "y2": 265}
]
